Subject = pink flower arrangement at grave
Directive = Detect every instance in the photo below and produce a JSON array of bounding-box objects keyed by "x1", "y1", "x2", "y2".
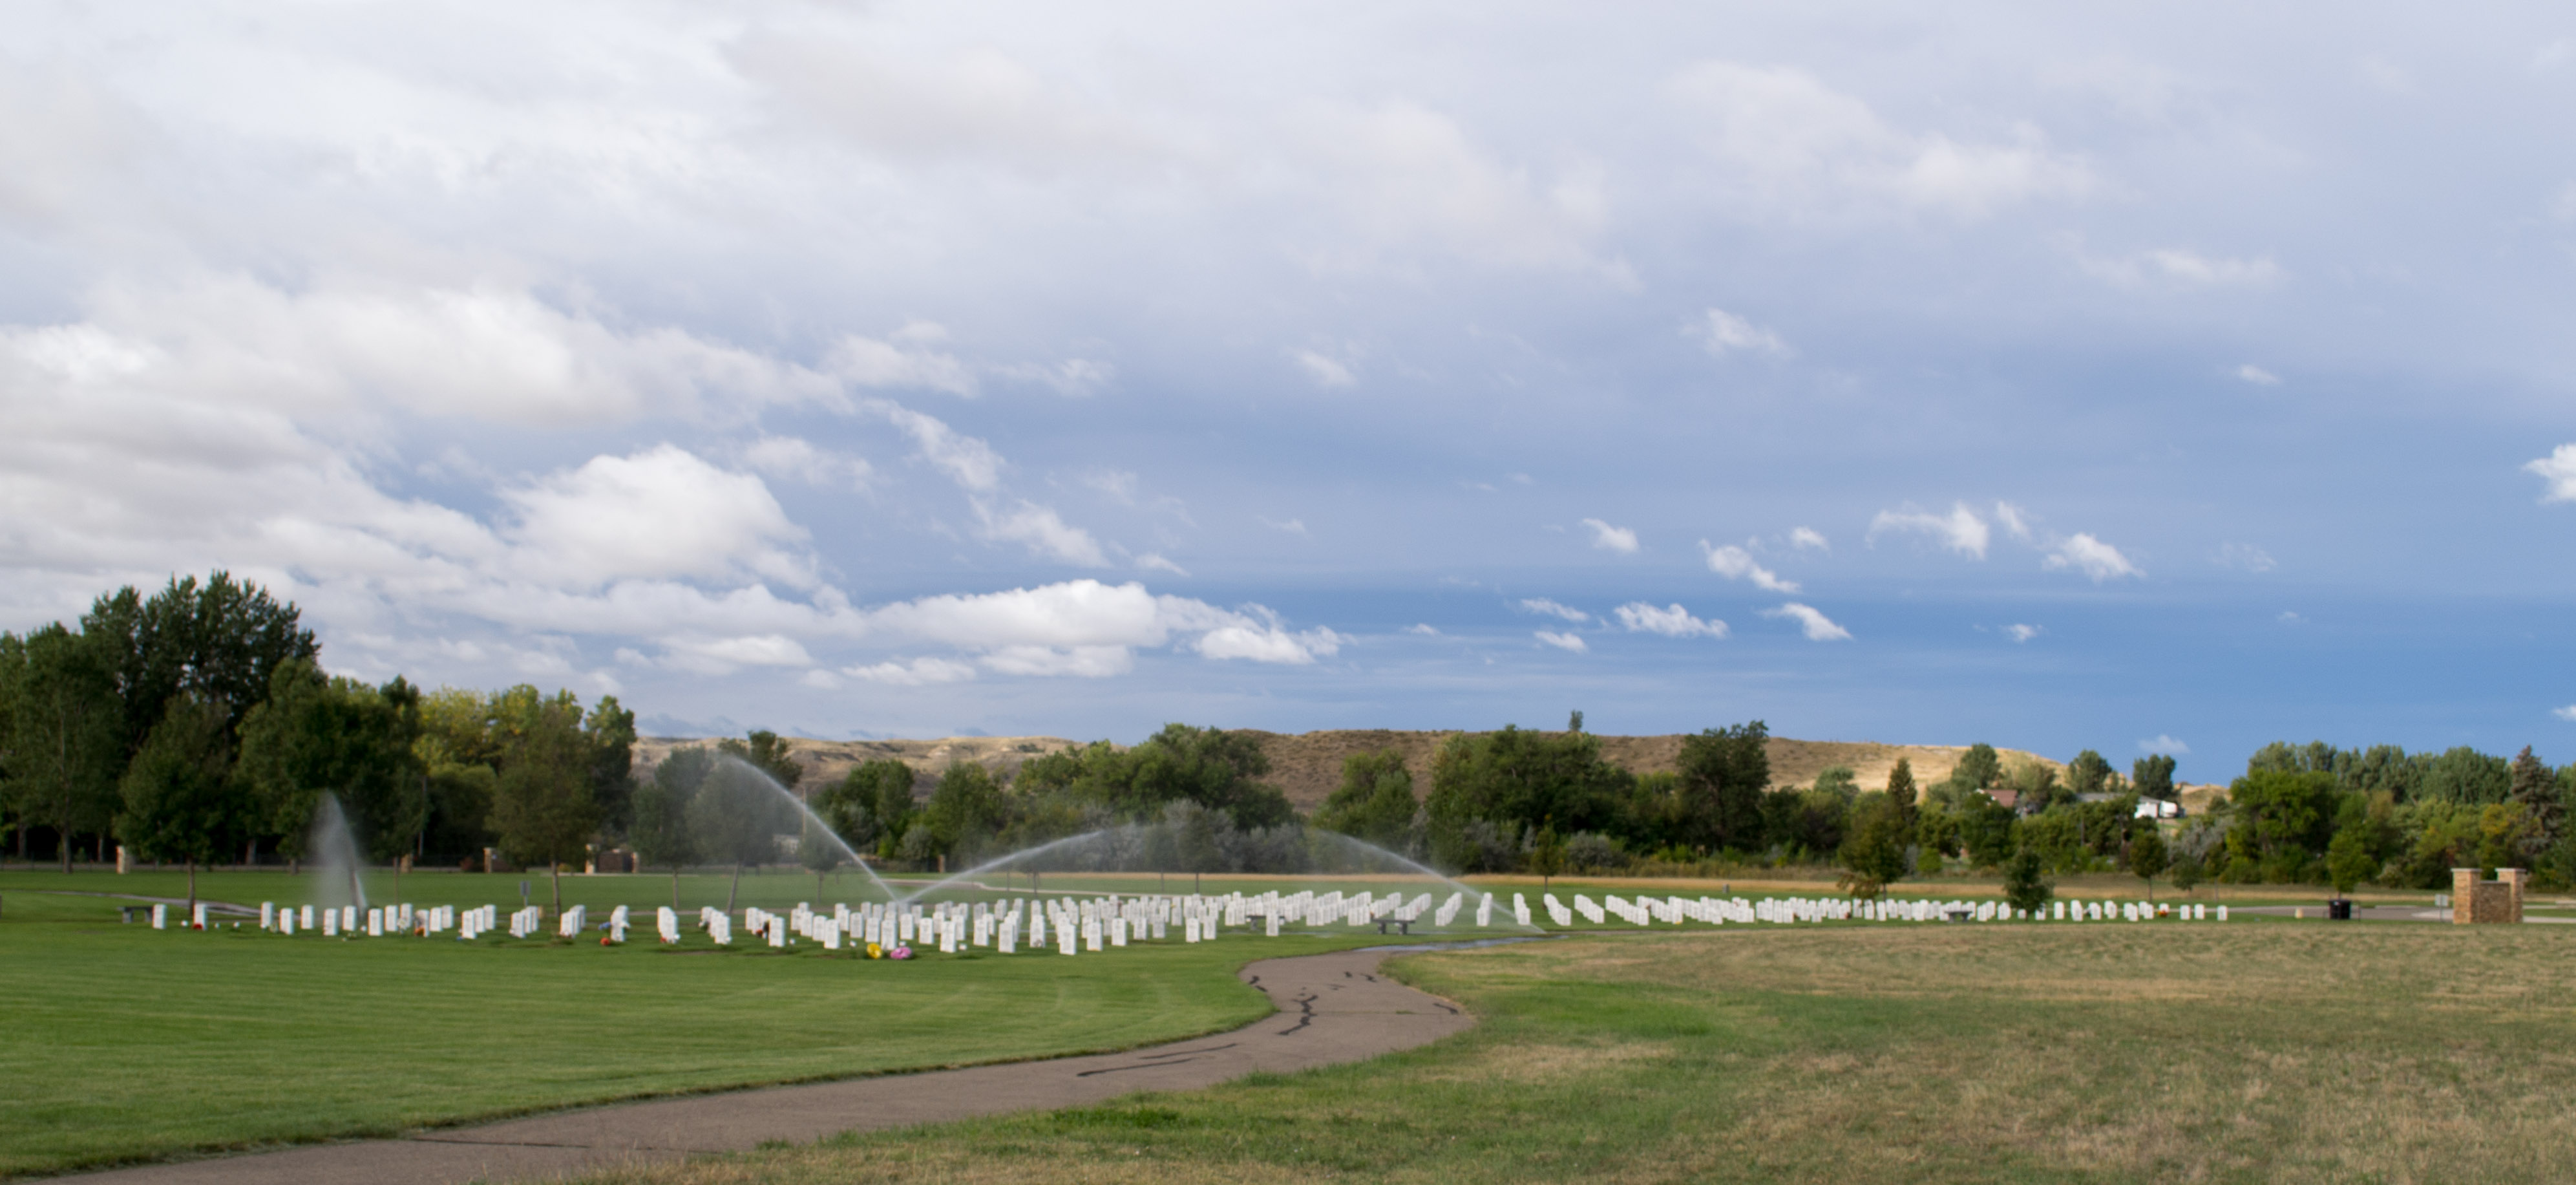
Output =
[{"x1": 889, "y1": 945, "x2": 914, "y2": 960}]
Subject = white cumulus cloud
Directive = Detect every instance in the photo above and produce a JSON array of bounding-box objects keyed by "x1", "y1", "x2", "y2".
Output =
[
  {"x1": 1868, "y1": 502, "x2": 1990, "y2": 559},
  {"x1": 2526, "y1": 444, "x2": 2576, "y2": 502},
  {"x1": 1666, "y1": 61, "x2": 2093, "y2": 220},
  {"x1": 1580, "y1": 517, "x2": 1640, "y2": 553},
  {"x1": 1688, "y1": 308, "x2": 1789, "y2": 357},
  {"x1": 2004, "y1": 623, "x2": 2042, "y2": 643},
  {"x1": 1616, "y1": 602, "x2": 1727, "y2": 639},
  {"x1": 2553, "y1": 705, "x2": 2576, "y2": 722},
  {"x1": 1700, "y1": 541, "x2": 1800, "y2": 592},
  {"x1": 1993, "y1": 502, "x2": 2033, "y2": 542},
  {"x1": 1789, "y1": 526, "x2": 1830, "y2": 551},
  {"x1": 2137, "y1": 734, "x2": 2191, "y2": 755},
  {"x1": 1534, "y1": 630, "x2": 1589, "y2": 652},
  {"x1": 975, "y1": 499, "x2": 1108, "y2": 567},
  {"x1": 2237, "y1": 363, "x2": 2282, "y2": 386},
  {"x1": 1291, "y1": 348, "x2": 1356, "y2": 387},
  {"x1": 1764, "y1": 602, "x2": 1852, "y2": 641},
  {"x1": 2043, "y1": 533, "x2": 2142, "y2": 581},
  {"x1": 843, "y1": 656, "x2": 980, "y2": 685},
  {"x1": 1517, "y1": 597, "x2": 1591, "y2": 623}
]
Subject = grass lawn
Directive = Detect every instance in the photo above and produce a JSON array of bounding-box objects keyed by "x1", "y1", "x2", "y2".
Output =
[
  {"x1": 0, "y1": 877, "x2": 1388, "y2": 1179},
  {"x1": 580, "y1": 922, "x2": 2576, "y2": 1184}
]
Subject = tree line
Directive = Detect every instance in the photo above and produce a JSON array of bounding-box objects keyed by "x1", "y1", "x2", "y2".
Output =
[{"x1": 0, "y1": 574, "x2": 635, "y2": 906}]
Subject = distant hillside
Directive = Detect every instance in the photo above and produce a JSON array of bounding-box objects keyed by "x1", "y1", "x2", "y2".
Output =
[{"x1": 637, "y1": 729, "x2": 2064, "y2": 811}]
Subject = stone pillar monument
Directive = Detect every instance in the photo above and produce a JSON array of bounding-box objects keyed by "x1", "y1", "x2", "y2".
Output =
[{"x1": 2451, "y1": 868, "x2": 2524, "y2": 924}]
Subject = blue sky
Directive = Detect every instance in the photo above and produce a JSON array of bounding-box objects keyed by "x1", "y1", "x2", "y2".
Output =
[{"x1": 5, "y1": 3, "x2": 2575, "y2": 782}]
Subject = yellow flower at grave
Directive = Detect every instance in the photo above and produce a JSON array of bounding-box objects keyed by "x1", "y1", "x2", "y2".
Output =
[{"x1": 866, "y1": 942, "x2": 884, "y2": 959}]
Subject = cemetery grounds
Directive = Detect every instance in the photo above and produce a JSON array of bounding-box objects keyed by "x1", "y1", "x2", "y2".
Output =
[{"x1": 5, "y1": 868, "x2": 2573, "y2": 1182}]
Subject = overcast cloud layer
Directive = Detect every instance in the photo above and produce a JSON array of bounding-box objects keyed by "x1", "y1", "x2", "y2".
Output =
[{"x1": 7, "y1": 3, "x2": 2576, "y2": 781}]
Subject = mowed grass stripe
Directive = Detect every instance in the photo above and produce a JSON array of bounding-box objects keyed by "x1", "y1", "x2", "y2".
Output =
[
  {"x1": 0, "y1": 887, "x2": 1336, "y2": 1178},
  {"x1": 578, "y1": 924, "x2": 2576, "y2": 1185}
]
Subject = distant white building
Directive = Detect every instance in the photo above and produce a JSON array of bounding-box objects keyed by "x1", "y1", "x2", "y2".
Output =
[{"x1": 2134, "y1": 798, "x2": 2182, "y2": 820}]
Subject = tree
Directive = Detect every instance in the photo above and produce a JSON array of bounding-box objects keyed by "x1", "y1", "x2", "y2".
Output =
[
  {"x1": 631, "y1": 747, "x2": 705, "y2": 908},
  {"x1": 1673, "y1": 721, "x2": 1769, "y2": 854},
  {"x1": 2003, "y1": 846, "x2": 2054, "y2": 915},
  {"x1": 234, "y1": 659, "x2": 423, "y2": 871},
  {"x1": 800, "y1": 810, "x2": 844, "y2": 899},
  {"x1": 815, "y1": 758, "x2": 916, "y2": 859},
  {"x1": 1, "y1": 625, "x2": 123, "y2": 871},
  {"x1": 2169, "y1": 853, "x2": 2203, "y2": 896},
  {"x1": 690, "y1": 754, "x2": 790, "y2": 910},
  {"x1": 1838, "y1": 795, "x2": 1908, "y2": 899},
  {"x1": 1567, "y1": 710, "x2": 1583, "y2": 734},
  {"x1": 717, "y1": 729, "x2": 803, "y2": 794},
  {"x1": 487, "y1": 696, "x2": 600, "y2": 911},
  {"x1": 1313, "y1": 749, "x2": 1418, "y2": 851},
  {"x1": 1426, "y1": 726, "x2": 1633, "y2": 870},
  {"x1": 2068, "y1": 749, "x2": 2113, "y2": 797},
  {"x1": 1011, "y1": 724, "x2": 1291, "y2": 830},
  {"x1": 1886, "y1": 758, "x2": 1918, "y2": 826},
  {"x1": 1527, "y1": 822, "x2": 1566, "y2": 886},
  {"x1": 2325, "y1": 824, "x2": 2375, "y2": 899},
  {"x1": 924, "y1": 762, "x2": 1008, "y2": 865},
  {"x1": 2129, "y1": 825, "x2": 2169, "y2": 902},
  {"x1": 116, "y1": 696, "x2": 236, "y2": 912},
  {"x1": 2133, "y1": 754, "x2": 2178, "y2": 801},
  {"x1": 81, "y1": 573, "x2": 317, "y2": 766},
  {"x1": 1950, "y1": 743, "x2": 2001, "y2": 792},
  {"x1": 2507, "y1": 746, "x2": 2560, "y2": 861}
]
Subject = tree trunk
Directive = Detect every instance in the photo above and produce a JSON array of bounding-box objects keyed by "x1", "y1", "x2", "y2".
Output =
[
  {"x1": 244, "y1": 837, "x2": 257, "y2": 869},
  {"x1": 727, "y1": 862, "x2": 743, "y2": 912},
  {"x1": 187, "y1": 860, "x2": 197, "y2": 915},
  {"x1": 549, "y1": 855, "x2": 562, "y2": 912},
  {"x1": 671, "y1": 866, "x2": 681, "y2": 911},
  {"x1": 60, "y1": 830, "x2": 70, "y2": 875}
]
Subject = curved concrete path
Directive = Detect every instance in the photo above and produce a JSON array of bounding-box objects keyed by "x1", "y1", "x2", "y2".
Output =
[{"x1": 66, "y1": 945, "x2": 1474, "y2": 1185}]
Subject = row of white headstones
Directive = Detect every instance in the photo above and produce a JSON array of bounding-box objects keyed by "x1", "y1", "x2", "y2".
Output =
[{"x1": 220, "y1": 890, "x2": 2226, "y2": 945}]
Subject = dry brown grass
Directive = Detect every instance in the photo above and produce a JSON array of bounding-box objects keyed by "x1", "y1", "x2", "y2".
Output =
[{"x1": 578, "y1": 924, "x2": 2576, "y2": 1185}]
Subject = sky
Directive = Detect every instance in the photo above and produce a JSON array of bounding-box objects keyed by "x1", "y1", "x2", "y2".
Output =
[{"x1": 5, "y1": 3, "x2": 2576, "y2": 782}]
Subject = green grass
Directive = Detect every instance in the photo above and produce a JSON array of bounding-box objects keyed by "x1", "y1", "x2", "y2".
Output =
[
  {"x1": 0, "y1": 873, "x2": 1394, "y2": 1179},
  {"x1": 584, "y1": 923, "x2": 2576, "y2": 1185}
]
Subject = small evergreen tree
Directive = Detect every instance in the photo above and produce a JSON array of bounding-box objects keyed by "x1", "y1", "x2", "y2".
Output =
[
  {"x1": 2003, "y1": 846, "x2": 2053, "y2": 915},
  {"x1": 2129, "y1": 826, "x2": 2168, "y2": 902}
]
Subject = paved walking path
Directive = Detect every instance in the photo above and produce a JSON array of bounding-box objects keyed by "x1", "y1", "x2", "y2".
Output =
[{"x1": 66, "y1": 944, "x2": 1479, "y2": 1185}]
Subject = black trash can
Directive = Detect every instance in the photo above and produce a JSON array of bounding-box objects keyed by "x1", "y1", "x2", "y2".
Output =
[{"x1": 2327, "y1": 899, "x2": 2353, "y2": 921}]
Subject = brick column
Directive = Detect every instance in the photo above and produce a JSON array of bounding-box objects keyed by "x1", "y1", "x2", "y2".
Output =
[
  {"x1": 2452, "y1": 868, "x2": 2477, "y2": 925},
  {"x1": 2499, "y1": 868, "x2": 2526, "y2": 924}
]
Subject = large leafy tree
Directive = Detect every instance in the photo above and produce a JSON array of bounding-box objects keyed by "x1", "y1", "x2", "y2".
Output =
[
  {"x1": 2132, "y1": 753, "x2": 2179, "y2": 801},
  {"x1": 81, "y1": 573, "x2": 317, "y2": 764},
  {"x1": 1949, "y1": 743, "x2": 2001, "y2": 792},
  {"x1": 1838, "y1": 794, "x2": 1908, "y2": 899},
  {"x1": 688, "y1": 753, "x2": 791, "y2": 910},
  {"x1": 116, "y1": 695, "x2": 237, "y2": 910},
  {"x1": 1, "y1": 625, "x2": 125, "y2": 870},
  {"x1": 1673, "y1": 721, "x2": 1770, "y2": 855},
  {"x1": 233, "y1": 659, "x2": 423, "y2": 868},
  {"x1": 923, "y1": 762, "x2": 1009, "y2": 864},
  {"x1": 814, "y1": 757, "x2": 917, "y2": 859},
  {"x1": 1015, "y1": 724, "x2": 1292, "y2": 829},
  {"x1": 488, "y1": 696, "x2": 600, "y2": 910},
  {"x1": 1425, "y1": 725, "x2": 1631, "y2": 869},
  {"x1": 717, "y1": 730, "x2": 804, "y2": 793},
  {"x1": 2067, "y1": 749, "x2": 2113, "y2": 796},
  {"x1": 630, "y1": 747, "x2": 704, "y2": 908},
  {"x1": 1313, "y1": 749, "x2": 1418, "y2": 851}
]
